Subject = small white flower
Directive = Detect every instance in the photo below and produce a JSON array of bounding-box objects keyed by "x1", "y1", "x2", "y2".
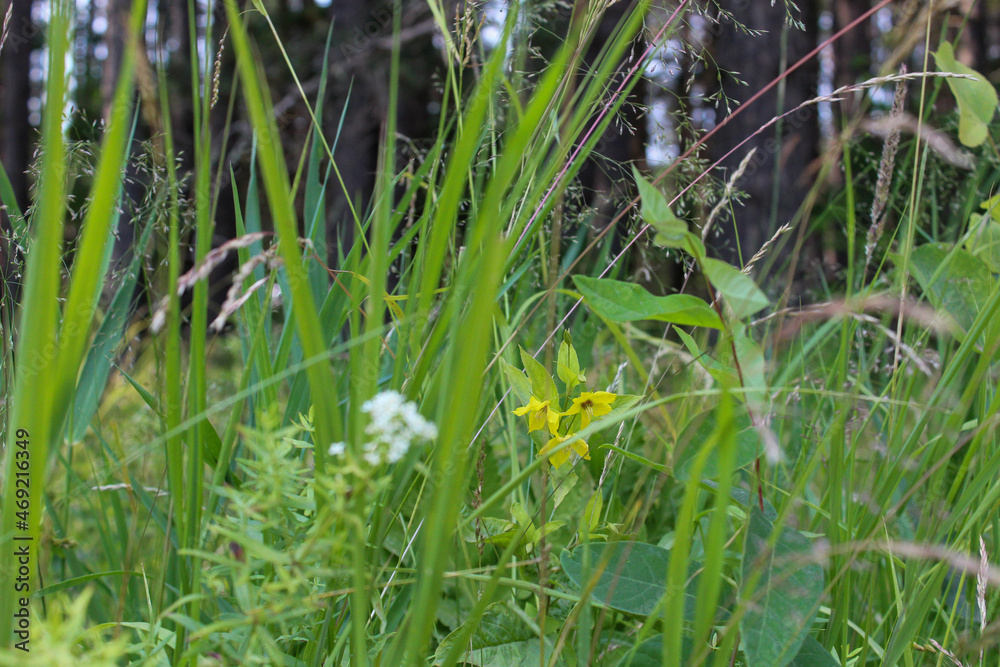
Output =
[
  {"x1": 363, "y1": 444, "x2": 382, "y2": 466},
  {"x1": 328, "y1": 441, "x2": 346, "y2": 457},
  {"x1": 357, "y1": 390, "x2": 438, "y2": 464}
]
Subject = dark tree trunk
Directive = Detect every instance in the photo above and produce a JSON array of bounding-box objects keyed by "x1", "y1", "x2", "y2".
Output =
[
  {"x1": 101, "y1": 0, "x2": 148, "y2": 271},
  {"x1": 1, "y1": 0, "x2": 34, "y2": 214},
  {"x1": 964, "y1": 0, "x2": 991, "y2": 74},
  {"x1": 326, "y1": 0, "x2": 392, "y2": 251},
  {"x1": 706, "y1": 0, "x2": 821, "y2": 270},
  {"x1": 833, "y1": 0, "x2": 871, "y2": 90},
  {"x1": 163, "y1": 0, "x2": 194, "y2": 174},
  {"x1": 101, "y1": 0, "x2": 128, "y2": 124},
  {"x1": 0, "y1": 0, "x2": 35, "y2": 304},
  {"x1": 325, "y1": 0, "x2": 442, "y2": 256},
  {"x1": 576, "y1": 0, "x2": 648, "y2": 251}
]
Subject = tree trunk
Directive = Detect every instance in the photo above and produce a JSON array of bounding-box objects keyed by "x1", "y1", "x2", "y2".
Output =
[
  {"x1": 706, "y1": 0, "x2": 821, "y2": 271},
  {"x1": 1, "y1": 0, "x2": 34, "y2": 214},
  {"x1": 576, "y1": 0, "x2": 648, "y2": 253},
  {"x1": 0, "y1": 0, "x2": 35, "y2": 304},
  {"x1": 325, "y1": 0, "x2": 441, "y2": 256}
]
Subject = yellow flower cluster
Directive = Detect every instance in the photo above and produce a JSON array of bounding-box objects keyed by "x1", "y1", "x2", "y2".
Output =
[{"x1": 514, "y1": 391, "x2": 617, "y2": 468}]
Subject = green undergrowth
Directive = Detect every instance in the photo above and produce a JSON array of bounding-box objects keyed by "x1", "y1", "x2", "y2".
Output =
[{"x1": 1, "y1": 1, "x2": 1000, "y2": 666}]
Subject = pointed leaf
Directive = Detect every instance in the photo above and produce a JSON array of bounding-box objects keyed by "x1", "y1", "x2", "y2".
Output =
[
  {"x1": 574, "y1": 276, "x2": 723, "y2": 329},
  {"x1": 702, "y1": 258, "x2": 769, "y2": 319},
  {"x1": 519, "y1": 346, "x2": 558, "y2": 401},
  {"x1": 500, "y1": 358, "x2": 533, "y2": 404},
  {"x1": 633, "y1": 166, "x2": 687, "y2": 246},
  {"x1": 556, "y1": 339, "x2": 583, "y2": 388},
  {"x1": 788, "y1": 636, "x2": 839, "y2": 667}
]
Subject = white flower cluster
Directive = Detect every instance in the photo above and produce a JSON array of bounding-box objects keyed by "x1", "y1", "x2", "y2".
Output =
[{"x1": 327, "y1": 390, "x2": 438, "y2": 465}]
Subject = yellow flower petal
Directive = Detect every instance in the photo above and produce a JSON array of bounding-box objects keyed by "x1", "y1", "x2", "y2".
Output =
[
  {"x1": 514, "y1": 396, "x2": 562, "y2": 434},
  {"x1": 566, "y1": 391, "x2": 617, "y2": 429},
  {"x1": 539, "y1": 433, "x2": 588, "y2": 468},
  {"x1": 539, "y1": 435, "x2": 570, "y2": 468}
]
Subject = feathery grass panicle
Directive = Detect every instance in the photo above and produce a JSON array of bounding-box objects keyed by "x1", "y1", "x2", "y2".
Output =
[
  {"x1": 704, "y1": 147, "x2": 757, "y2": 242},
  {"x1": 867, "y1": 65, "x2": 908, "y2": 266},
  {"x1": 743, "y1": 221, "x2": 793, "y2": 275}
]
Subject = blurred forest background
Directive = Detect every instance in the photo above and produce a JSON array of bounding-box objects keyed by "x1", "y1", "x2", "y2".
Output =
[{"x1": 0, "y1": 0, "x2": 996, "y2": 294}]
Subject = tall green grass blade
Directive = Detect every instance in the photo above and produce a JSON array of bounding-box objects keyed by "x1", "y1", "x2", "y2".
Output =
[
  {"x1": 224, "y1": 0, "x2": 341, "y2": 477},
  {"x1": 70, "y1": 205, "x2": 157, "y2": 443},
  {"x1": 0, "y1": 0, "x2": 74, "y2": 648}
]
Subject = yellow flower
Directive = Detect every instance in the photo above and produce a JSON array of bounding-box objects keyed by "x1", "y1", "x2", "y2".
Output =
[
  {"x1": 513, "y1": 396, "x2": 561, "y2": 435},
  {"x1": 538, "y1": 433, "x2": 590, "y2": 468},
  {"x1": 563, "y1": 391, "x2": 617, "y2": 429}
]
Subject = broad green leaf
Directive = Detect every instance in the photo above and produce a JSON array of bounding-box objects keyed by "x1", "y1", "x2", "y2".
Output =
[
  {"x1": 981, "y1": 193, "x2": 1000, "y2": 221},
  {"x1": 561, "y1": 541, "x2": 696, "y2": 618},
  {"x1": 573, "y1": 275, "x2": 723, "y2": 329},
  {"x1": 632, "y1": 166, "x2": 687, "y2": 246},
  {"x1": 500, "y1": 358, "x2": 534, "y2": 404},
  {"x1": 702, "y1": 258, "x2": 769, "y2": 320},
  {"x1": 966, "y1": 213, "x2": 1000, "y2": 272},
  {"x1": 788, "y1": 635, "x2": 840, "y2": 667},
  {"x1": 734, "y1": 327, "x2": 770, "y2": 417},
  {"x1": 681, "y1": 232, "x2": 706, "y2": 261},
  {"x1": 673, "y1": 410, "x2": 761, "y2": 480},
  {"x1": 741, "y1": 509, "x2": 824, "y2": 667},
  {"x1": 519, "y1": 346, "x2": 558, "y2": 401},
  {"x1": 908, "y1": 243, "x2": 995, "y2": 339},
  {"x1": 552, "y1": 470, "x2": 578, "y2": 510},
  {"x1": 432, "y1": 601, "x2": 564, "y2": 666},
  {"x1": 934, "y1": 42, "x2": 998, "y2": 147},
  {"x1": 612, "y1": 636, "x2": 692, "y2": 667},
  {"x1": 558, "y1": 339, "x2": 580, "y2": 375}
]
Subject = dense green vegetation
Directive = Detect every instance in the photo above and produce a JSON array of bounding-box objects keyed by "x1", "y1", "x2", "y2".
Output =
[{"x1": 2, "y1": 1, "x2": 1000, "y2": 665}]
